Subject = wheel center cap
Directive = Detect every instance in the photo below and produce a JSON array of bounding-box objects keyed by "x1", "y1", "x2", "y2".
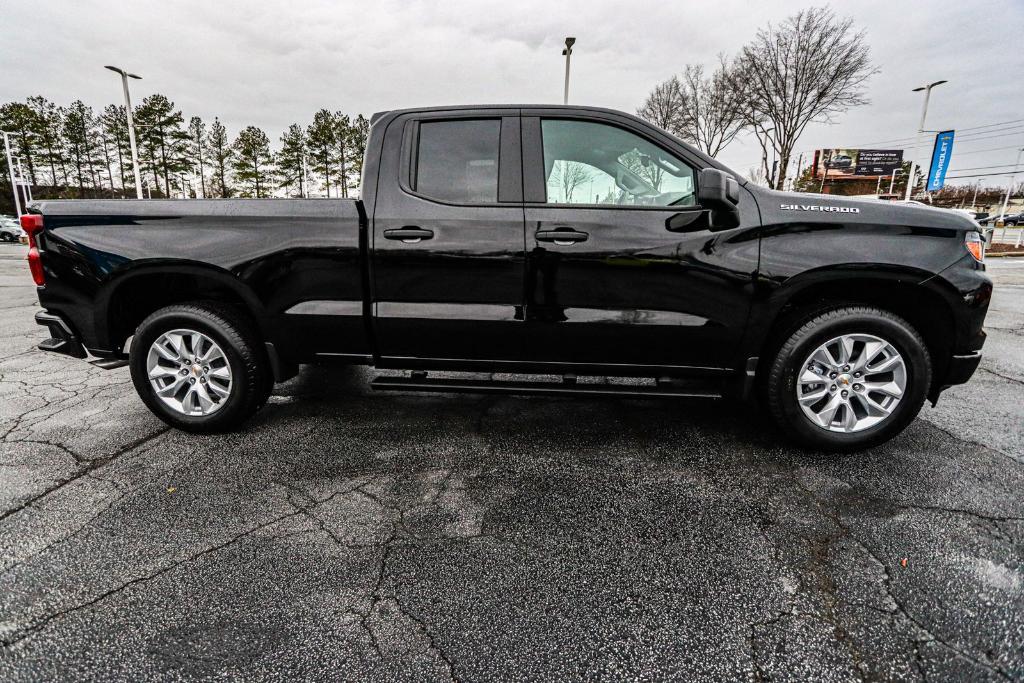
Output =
[
  {"x1": 837, "y1": 374, "x2": 851, "y2": 386},
  {"x1": 192, "y1": 365, "x2": 202, "y2": 375}
]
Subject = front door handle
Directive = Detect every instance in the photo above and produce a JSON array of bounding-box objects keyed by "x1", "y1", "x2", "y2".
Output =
[
  {"x1": 535, "y1": 228, "x2": 589, "y2": 246},
  {"x1": 383, "y1": 227, "x2": 434, "y2": 243}
]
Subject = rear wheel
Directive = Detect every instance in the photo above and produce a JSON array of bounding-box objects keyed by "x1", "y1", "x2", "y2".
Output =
[
  {"x1": 765, "y1": 306, "x2": 931, "y2": 451},
  {"x1": 129, "y1": 303, "x2": 271, "y2": 432}
]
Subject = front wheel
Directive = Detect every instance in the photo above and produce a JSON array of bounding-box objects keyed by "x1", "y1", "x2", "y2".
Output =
[
  {"x1": 129, "y1": 303, "x2": 271, "y2": 432},
  {"x1": 764, "y1": 306, "x2": 932, "y2": 452}
]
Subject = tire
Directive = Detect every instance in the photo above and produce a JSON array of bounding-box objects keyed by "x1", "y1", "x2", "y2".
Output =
[
  {"x1": 764, "y1": 306, "x2": 931, "y2": 452},
  {"x1": 129, "y1": 303, "x2": 271, "y2": 432}
]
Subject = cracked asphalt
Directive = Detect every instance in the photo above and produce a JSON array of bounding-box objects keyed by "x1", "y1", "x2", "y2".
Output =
[{"x1": 1, "y1": 244, "x2": 1022, "y2": 682}]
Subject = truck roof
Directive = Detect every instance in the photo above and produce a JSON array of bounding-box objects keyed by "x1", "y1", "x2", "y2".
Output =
[{"x1": 370, "y1": 104, "x2": 730, "y2": 176}]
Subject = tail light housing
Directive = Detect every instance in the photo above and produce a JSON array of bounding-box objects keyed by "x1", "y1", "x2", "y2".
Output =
[
  {"x1": 20, "y1": 214, "x2": 45, "y2": 285},
  {"x1": 964, "y1": 231, "x2": 984, "y2": 263}
]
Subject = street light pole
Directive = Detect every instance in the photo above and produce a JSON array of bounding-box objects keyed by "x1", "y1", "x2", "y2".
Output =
[
  {"x1": 562, "y1": 37, "x2": 575, "y2": 105},
  {"x1": 105, "y1": 65, "x2": 144, "y2": 199},
  {"x1": 15, "y1": 157, "x2": 32, "y2": 203},
  {"x1": 904, "y1": 79, "x2": 947, "y2": 201},
  {"x1": 2, "y1": 131, "x2": 22, "y2": 218},
  {"x1": 998, "y1": 147, "x2": 1024, "y2": 223},
  {"x1": 972, "y1": 178, "x2": 983, "y2": 209}
]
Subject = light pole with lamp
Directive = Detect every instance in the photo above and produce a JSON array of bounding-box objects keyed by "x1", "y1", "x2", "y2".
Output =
[
  {"x1": 15, "y1": 157, "x2": 32, "y2": 203},
  {"x1": 2, "y1": 131, "x2": 22, "y2": 218},
  {"x1": 562, "y1": 37, "x2": 575, "y2": 105},
  {"x1": 904, "y1": 80, "x2": 947, "y2": 201},
  {"x1": 104, "y1": 65, "x2": 144, "y2": 199}
]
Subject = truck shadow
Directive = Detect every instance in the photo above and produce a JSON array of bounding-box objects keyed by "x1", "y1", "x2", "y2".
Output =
[{"x1": 252, "y1": 364, "x2": 815, "y2": 467}]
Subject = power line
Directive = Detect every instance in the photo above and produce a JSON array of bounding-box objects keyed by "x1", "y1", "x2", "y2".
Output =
[
  {"x1": 956, "y1": 117, "x2": 1024, "y2": 133},
  {"x1": 952, "y1": 129, "x2": 1024, "y2": 144},
  {"x1": 945, "y1": 170, "x2": 1021, "y2": 179},
  {"x1": 848, "y1": 121, "x2": 1024, "y2": 148},
  {"x1": 950, "y1": 144, "x2": 1024, "y2": 156},
  {"x1": 946, "y1": 163, "x2": 1022, "y2": 172}
]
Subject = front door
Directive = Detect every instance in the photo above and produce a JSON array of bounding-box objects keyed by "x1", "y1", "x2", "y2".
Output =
[
  {"x1": 520, "y1": 112, "x2": 758, "y2": 371},
  {"x1": 371, "y1": 111, "x2": 528, "y2": 363}
]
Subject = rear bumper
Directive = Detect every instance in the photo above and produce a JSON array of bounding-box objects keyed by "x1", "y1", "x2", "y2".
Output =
[{"x1": 35, "y1": 310, "x2": 87, "y2": 359}]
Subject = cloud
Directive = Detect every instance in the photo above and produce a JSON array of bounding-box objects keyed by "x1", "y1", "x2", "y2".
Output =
[{"x1": 2, "y1": 0, "x2": 1022, "y2": 185}]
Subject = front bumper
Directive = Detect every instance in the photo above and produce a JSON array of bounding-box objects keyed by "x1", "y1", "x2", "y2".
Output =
[
  {"x1": 35, "y1": 310, "x2": 87, "y2": 359},
  {"x1": 944, "y1": 351, "x2": 983, "y2": 386}
]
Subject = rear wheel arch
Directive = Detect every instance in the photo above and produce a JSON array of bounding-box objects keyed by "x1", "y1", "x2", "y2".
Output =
[{"x1": 98, "y1": 264, "x2": 267, "y2": 355}]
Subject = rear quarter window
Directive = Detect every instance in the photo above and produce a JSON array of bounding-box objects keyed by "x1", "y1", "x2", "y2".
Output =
[{"x1": 413, "y1": 119, "x2": 501, "y2": 204}]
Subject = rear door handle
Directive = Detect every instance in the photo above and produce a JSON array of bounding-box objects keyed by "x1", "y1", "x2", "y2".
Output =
[
  {"x1": 535, "y1": 228, "x2": 589, "y2": 246},
  {"x1": 383, "y1": 227, "x2": 434, "y2": 243}
]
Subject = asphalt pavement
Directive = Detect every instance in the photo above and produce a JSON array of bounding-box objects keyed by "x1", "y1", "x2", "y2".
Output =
[{"x1": 1, "y1": 243, "x2": 1022, "y2": 682}]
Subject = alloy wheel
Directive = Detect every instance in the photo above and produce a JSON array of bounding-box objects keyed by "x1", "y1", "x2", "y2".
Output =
[
  {"x1": 796, "y1": 333, "x2": 907, "y2": 433},
  {"x1": 146, "y1": 329, "x2": 233, "y2": 416}
]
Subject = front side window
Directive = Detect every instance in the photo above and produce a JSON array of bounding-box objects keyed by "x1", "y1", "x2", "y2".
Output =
[
  {"x1": 413, "y1": 119, "x2": 500, "y2": 203},
  {"x1": 541, "y1": 119, "x2": 696, "y2": 207}
]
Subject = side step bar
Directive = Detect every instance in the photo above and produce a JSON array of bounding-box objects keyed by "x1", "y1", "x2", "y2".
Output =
[{"x1": 371, "y1": 375, "x2": 722, "y2": 400}]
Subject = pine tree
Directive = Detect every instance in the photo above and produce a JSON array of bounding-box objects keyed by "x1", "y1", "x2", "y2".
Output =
[
  {"x1": 100, "y1": 104, "x2": 131, "y2": 191},
  {"x1": 346, "y1": 115, "x2": 370, "y2": 196},
  {"x1": 26, "y1": 96, "x2": 67, "y2": 186},
  {"x1": 231, "y1": 126, "x2": 275, "y2": 198},
  {"x1": 277, "y1": 123, "x2": 307, "y2": 197},
  {"x1": 206, "y1": 118, "x2": 234, "y2": 198},
  {"x1": 307, "y1": 109, "x2": 336, "y2": 197},
  {"x1": 0, "y1": 102, "x2": 38, "y2": 184},
  {"x1": 333, "y1": 112, "x2": 351, "y2": 198},
  {"x1": 188, "y1": 116, "x2": 208, "y2": 197},
  {"x1": 62, "y1": 101, "x2": 100, "y2": 196},
  {"x1": 134, "y1": 94, "x2": 192, "y2": 196}
]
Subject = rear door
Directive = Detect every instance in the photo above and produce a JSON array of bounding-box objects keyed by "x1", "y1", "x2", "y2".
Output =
[
  {"x1": 370, "y1": 109, "x2": 529, "y2": 362},
  {"x1": 519, "y1": 110, "x2": 758, "y2": 371}
]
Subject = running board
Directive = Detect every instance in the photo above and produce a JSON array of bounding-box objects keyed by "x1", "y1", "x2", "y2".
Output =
[{"x1": 370, "y1": 375, "x2": 722, "y2": 399}]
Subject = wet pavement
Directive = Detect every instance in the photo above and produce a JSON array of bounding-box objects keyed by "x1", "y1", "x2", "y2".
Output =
[{"x1": 1, "y1": 245, "x2": 1022, "y2": 681}]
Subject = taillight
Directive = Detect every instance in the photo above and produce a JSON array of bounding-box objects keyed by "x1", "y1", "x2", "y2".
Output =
[
  {"x1": 20, "y1": 213, "x2": 43, "y2": 245},
  {"x1": 27, "y1": 247, "x2": 44, "y2": 285},
  {"x1": 20, "y1": 214, "x2": 45, "y2": 285},
  {"x1": 965, "y1": 231, "x2": 984, "y2": 263}
]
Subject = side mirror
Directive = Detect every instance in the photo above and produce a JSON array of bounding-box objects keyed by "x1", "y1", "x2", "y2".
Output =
[{"x1": 697, "y1": 168, "x2": 741, "y2": 230}]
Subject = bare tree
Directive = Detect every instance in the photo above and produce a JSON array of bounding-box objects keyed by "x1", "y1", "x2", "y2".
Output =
[
  {"x1": 678, "y1": 64, "x2": 746, "y2": 157},
  {"x1": 637, "y1": 76, "x2": 685, "y2": 134},
  {"x1": 730, "y1": 6, "x2": 877, "y2": 190},
  {"x1": 639, "y1": 63, "x2": 746, "y2": 158},
  {"x1": 549, "y1": 161, "x2": 595, "y2": 203}
]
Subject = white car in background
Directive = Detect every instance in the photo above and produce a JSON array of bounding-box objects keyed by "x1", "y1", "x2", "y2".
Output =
[{"x1": 0, "y1": 215, "x2": 25, "y2": 242}]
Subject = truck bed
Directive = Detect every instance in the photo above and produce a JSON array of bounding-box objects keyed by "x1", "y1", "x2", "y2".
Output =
[{"x1": 33, "y1": 198, "x2": 368, "y2": 361}]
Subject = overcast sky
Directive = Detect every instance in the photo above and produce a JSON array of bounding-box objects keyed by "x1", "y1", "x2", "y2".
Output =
[{"x1": 3, "y1": 0, "x2": 1022, "y2": 187}]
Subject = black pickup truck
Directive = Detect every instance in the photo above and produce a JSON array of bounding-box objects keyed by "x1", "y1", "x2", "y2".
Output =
[{"x1": 21, "y1": 105, "x2": 991, "y2": 450}]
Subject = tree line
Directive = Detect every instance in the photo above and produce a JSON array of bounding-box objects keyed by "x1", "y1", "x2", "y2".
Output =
[
  {"x1": 0, "y1": 94, "x2": 369, "y2": 201},
  {"x1": 637, "y1": 6, "x2": 878, "y2": 192}
]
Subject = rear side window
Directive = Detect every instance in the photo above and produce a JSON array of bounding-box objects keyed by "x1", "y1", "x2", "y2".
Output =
[{"x1": 413, "y1": 119, "x2": 500, "y2": 203}]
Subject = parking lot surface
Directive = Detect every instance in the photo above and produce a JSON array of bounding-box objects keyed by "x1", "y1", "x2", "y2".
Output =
[{"x1": 1, "y1": 244, "x2": 1022, "y2": 682}]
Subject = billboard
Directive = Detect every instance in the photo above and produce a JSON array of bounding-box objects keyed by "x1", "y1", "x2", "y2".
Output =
[
  {"x1": 926, "y1": 130, "x2": 955, "y2": 192},
  {"x1": 813, "y1": 148, "x2": 904, "y2": 179}
]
